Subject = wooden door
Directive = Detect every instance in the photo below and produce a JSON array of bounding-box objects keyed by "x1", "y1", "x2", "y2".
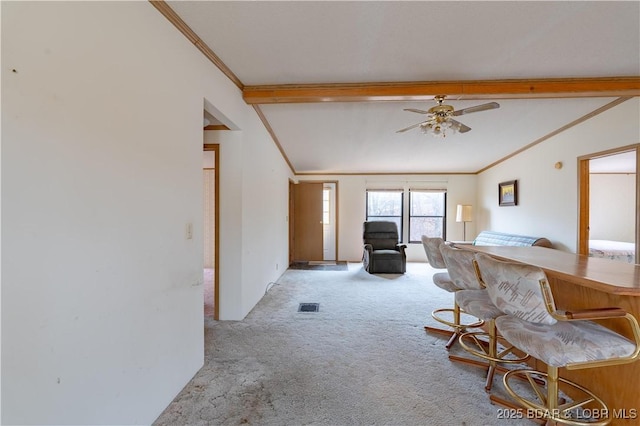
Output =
[{"x1": 293, "y1": 182, "x2": 324, "y2": 261}]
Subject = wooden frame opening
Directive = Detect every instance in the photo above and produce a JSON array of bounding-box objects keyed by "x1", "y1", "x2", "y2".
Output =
[
  {"x1": 203, "y1": 144, "x2": 220, "y2": 320},
  {"x1": 578, "y1": 144, "x2": 639, "y2": 263}
]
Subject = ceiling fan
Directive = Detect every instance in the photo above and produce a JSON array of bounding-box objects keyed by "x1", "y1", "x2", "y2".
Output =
[{"x1": 396, "y1": 95, "x2": 500, "y2": 137}]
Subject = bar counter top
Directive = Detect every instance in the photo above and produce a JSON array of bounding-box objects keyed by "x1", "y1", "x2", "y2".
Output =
[{"x1": 456, "y1": 245, "x2": 640, "y2": 296}]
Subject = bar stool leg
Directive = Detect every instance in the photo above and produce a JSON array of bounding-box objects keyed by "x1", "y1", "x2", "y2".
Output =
[
  {"x1": 548, "y1": 366, "x2": 559, "y2": 415},
  {"x1": 446, "y1": 302, "x2": 463, "y2": 349},
  {"x1": 455, "y1": 319, "x2": 530, "y2": 392},
  {"x1": 426, "y1": 301, "x2": 483, "y2": 351},
  {"x1": 503, "y1": 367, "x2": 611, "y2": 426},
  {"x1": 485, "y1": 320, "x2": 498, "y2": 392}
]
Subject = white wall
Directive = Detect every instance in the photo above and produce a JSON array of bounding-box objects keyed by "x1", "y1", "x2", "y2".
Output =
[
  {"x1": 204, "y1": 128, "x2": 291, "y2": 320},
  {"x1": 2, "y1": 2, "x2": 291, "y2": 424},
  {"x1": 295, "y1": 174, "x2": 478, "y2": 261},
  {"x1": 477, "y1": 98, "x2": 640, "y2": 252},
  {"x1": 590, "y1": 173, "x2": 636, "y2": 242},
  {"x1": 240, "y1": 116, "x2": 292, "y2": 314}
]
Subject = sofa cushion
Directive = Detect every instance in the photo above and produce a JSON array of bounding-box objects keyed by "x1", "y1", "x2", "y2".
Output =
[{"x1": 473, "y1": 230, "x2": 552, "y2": 248}]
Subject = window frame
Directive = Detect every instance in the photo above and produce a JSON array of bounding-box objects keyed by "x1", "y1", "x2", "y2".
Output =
[
  {"x1": 408, "y1": 189, "x2": 447, "y2": 243},
  {"x1": 365, "y1": 189, "x2": 404, "y2": 242}
]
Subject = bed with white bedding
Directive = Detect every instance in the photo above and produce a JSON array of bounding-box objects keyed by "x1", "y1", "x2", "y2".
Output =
[{"x1": 588, "y1": 239, "x2": 636, "y2": 264}]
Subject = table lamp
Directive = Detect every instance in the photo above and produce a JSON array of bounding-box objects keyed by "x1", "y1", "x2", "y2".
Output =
[{"x1": 456, "y1": 204, "x2": 473, "y2": 241}]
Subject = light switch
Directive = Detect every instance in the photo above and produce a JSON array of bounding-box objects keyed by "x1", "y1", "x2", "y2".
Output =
[{"x1": 186, "y1": 222, "x2": 193, "y2": 240}]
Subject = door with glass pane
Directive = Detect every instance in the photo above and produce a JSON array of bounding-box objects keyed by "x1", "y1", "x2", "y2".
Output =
[{"x1": 322, "y1": 183, "x2": 336, "y2": 261}]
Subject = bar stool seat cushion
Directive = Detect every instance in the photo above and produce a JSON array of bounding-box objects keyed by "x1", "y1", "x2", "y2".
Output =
[
  {"x1": 456, "y1": 289, "x2": 503, "y2": 320},
  {"x1": 496, "y1": 315, "x2": 636, "y2": 367},
  {"x1": 433, "y1": 272, "x2": 459, "y2": 292}
]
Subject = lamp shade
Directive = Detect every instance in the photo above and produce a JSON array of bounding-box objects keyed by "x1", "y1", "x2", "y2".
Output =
[{"x1": 456, "y1": 205, "x2": 473, "y2": 222}]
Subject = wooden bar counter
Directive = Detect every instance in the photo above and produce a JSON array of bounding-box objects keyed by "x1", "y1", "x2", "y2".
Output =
[{"x1": 459, "y1": 245, "x2": 640, "y2": 424}]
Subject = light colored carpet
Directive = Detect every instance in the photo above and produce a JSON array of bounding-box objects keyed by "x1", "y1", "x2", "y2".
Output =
[{"x1": 154, "y1": 263, "x2": 531, "y2": 425}]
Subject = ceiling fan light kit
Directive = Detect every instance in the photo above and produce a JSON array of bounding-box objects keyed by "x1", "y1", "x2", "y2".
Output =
[
  {"x1": 420, "y1": 118, "x2": 461, "y2": 138},
  {"x1": 397, "y1": 95, "x2": 500, "y2": 138}
]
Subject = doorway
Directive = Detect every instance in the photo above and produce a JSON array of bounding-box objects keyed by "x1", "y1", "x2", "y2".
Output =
[
  {"x1": 203, "y1": 144, "x2": 219, "y2": 319},
  {"x1": 578, "y1": 145, "x2": 639, "y2": 263},
  {"x1": 290, "y1": 180, "x2": 339, "y2": 263}
]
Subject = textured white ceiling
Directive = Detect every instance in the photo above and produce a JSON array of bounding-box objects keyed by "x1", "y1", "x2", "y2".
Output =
[
  {"x1": 168, "y1": 1, "x2": 640, "y2": 173},
  {"x1": 262, "y1": 97, "x2": 617, "y2": 173}
]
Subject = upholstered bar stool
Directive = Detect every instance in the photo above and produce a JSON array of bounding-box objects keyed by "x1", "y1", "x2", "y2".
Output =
[
  {"x1": 441, "y1": 244, "x2": 527, "y2": 392},
  {"x1": 476, "y1": 253, "x2": 640, "y2": 426},
  {"x1": 454, "y1": 285, "x2": 529, "y2": 392},
  {"x1": 421, "y1": 236, "x2": 482, "y2": 349},
  {"x1": 435, "y1": 243, "x2": 485, "y2": 348}
]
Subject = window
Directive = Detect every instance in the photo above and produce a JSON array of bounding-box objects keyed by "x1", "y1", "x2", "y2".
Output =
[
  {"x1": 409, "y1": 190, "x2": 446, "y2": 243},
  {"x1": 366, "y1": 188, "x2": 447, "y2": 243},
  {"x1": 366, "y1": 190, "x2": 403, "y2": 241},
  {"x1": 323, "y1": 189, "x2": 330, "y2": 225}
]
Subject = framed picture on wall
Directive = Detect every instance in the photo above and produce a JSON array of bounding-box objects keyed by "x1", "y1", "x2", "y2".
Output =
[{"x1": 499, "y1": 180, "x2": 518, "y2": 206}]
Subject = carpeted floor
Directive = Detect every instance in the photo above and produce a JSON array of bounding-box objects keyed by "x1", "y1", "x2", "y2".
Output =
[{"x1": 154, "y1": 262, "x2": 531, "y2": 426}]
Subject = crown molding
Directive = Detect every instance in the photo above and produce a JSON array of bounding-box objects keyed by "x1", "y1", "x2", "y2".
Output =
[
  {"x1": 149, "y1": 0, "x2": 244, "y2": 90},
  {"x1": 252, "y1": 106, "x2": 296, "y2": 175}
]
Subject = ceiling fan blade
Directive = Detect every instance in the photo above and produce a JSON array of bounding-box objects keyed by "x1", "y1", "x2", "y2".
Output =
[
  {"x1": 452, "y1": 102, "x2": 500, "y2": 116},
  {"x1": 403, "y1": 108, "x2": 430, "y2": 114},
  {"x1": 396, "y1": 122, "x2": 424, "y2": 133},
  {"x1": 450, "y1": 119, "x2": 471, "y2": 133}
]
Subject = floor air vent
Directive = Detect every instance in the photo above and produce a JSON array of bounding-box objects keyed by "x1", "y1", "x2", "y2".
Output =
[{"x1": 298, "y1": 303, "x2": 320, "y2": 313}]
